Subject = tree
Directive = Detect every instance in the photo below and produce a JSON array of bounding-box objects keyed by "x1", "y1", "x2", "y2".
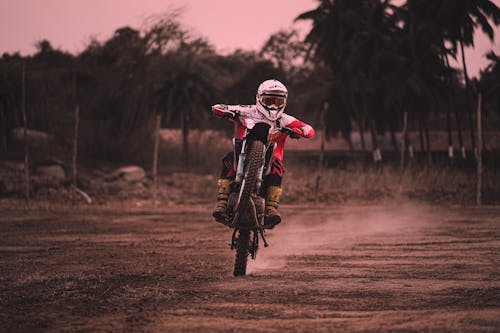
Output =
[
  {"x1": 32, "y1": 40, "x2": 72, "y2": 67},
  {"x1": 297, "y1": 0, "x2": 405, "y2": 160},
  {"x1": 479, "y1": 52, "x2": 500, "y2": 128},
  {"x1": 0, "y1": 56, "x2": 23, "y2": 152},
  {"x1": 390, "y1": 2, "x2": 449, "y2": 163},
  {"x1": 149, "y1": 47, "x2": 218, "y2": 166},
  {"x1": 76, "y1": 26, "x2": 154, "y2": 160},
  {"x1": 260, "y1": 29, "x2": 311, "y2": 83},
  {"x1": 441, "y1": 0, "x2": 500, "y2": 153}
]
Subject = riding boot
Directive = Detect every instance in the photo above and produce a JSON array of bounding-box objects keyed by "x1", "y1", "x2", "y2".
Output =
[
  {"x1": 264, "y1": 185, "x2": 282, "y2": 229},
  {"x1": 212, "y1": 178, "x2": 231, "y2": 224}
]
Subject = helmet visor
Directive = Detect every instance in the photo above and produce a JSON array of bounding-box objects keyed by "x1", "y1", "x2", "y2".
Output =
[{"x1": 260, "y1": 95, "x2": 286, "y2": 109}]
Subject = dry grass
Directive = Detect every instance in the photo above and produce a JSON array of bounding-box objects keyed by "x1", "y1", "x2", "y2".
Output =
[
  {"x1": 2, "y1": 133, "x2": 499, "y2": 208},
  {"x1": 284, "y1": 160, "x2": 499, "y2": 206},
  {"x1": 1, "y1": 161, "x2": 497, "y2": 208}
]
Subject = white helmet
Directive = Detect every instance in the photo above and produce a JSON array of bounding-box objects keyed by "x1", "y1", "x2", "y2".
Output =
[{"x1": 255, "y1": 79, "x2": 288, "y2": 121}]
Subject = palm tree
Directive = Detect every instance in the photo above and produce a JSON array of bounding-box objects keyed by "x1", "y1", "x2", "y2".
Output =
[
  {"x1": 479, "y1": 51, "x2": 500, "y2": 134},
  {"x1": 259, "y1": 28, "x2": 311, "y2": 83},
  {"x1": 404, "y1": 0, "x2": 461, "y2": 159},
  {"x1": 297, "y1": 0, "x2": 404, "y2": 161},
  {"x1": 0, "y1": 57, "x2": 22, "y2": 152},
  {"x1": 393, "y1": 3, "x2": 450, "y2": 164},
  {"x1": 440, "y1": 0, "x2": 500, "y2": 154},
  {"x1": 149, "y1": 45, "x2": 218, "y2": 166}
]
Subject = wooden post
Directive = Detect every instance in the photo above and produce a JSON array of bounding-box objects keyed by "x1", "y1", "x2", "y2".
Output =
[
  {"x1": 476, "y1": 93, "x2": 482, "y2": 206},
  {"x1": 0, "y1": 103, "x2": 6, "y2": 153},
  {"x1": 315, "y1": 101, "x2": 328, "y2": 203},
  {"x1": 152, "y1": 113, "x2": 161, "y2": 207},
  {"x1": 21, "y1": 63, "x2": 30, "y2": 207},
  {"x1": 72, "y1": 104, "x2": 80, "y2": 206},
  {"x1": 400, "y1": 111, "x2": 407, "y2": 171}
]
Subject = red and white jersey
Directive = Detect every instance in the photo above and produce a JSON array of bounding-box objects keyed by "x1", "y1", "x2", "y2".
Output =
[{"x1": 212, "y1": 104, "x2": 315, "y2": 161}]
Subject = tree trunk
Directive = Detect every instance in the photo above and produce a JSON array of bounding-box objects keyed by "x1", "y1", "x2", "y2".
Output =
[
  {"x1": 476, "y1": 93, "x2": 483, "y2": 206},
  {"x1": 359, "y1": 120, "x2": 366, "y2": 152},
  {"x1": 370, "y1": 120, "x2": 382, "y2": 163},
  {"x1": 181, "y1": 113, "x2": 190, "y2": 167},
  {"x1": 445, "y1": 52, "x2": 465, "y2": 158},
  {"x1": 404, "y1": 111, "x2": 413, "y2": 160},
  {"x1": 445, "y1": 102, "x2": 453, "y2": 159},
  {"x1": 389, "y1": 119, "x2": 399, "y2": 153},
  {"x1": 443, "y1": 50, "x2": 454, "y2": 159},
  {"x1": 350, "y1": 92, "x2": 366, "y2": 151},
  {"x1": 400, "y1": 111, "x2": 408, "y2": 171},
  {"x1": 454, "y1": 101, "x2": 466, "y2": 159},
  {"x1": 424, "y1": 119, "x2": 432, "y2": 166},
  {"x1": 418, "y1": 119, "x2": 425, "y2": 153},
  {"x1": 398, "y1": 110, "x2": 408, "y2": 194},
  {"x1": 459, "y1": 35, "x2": 476, "y2": 154},
  {"x1": 347, "y1": 135, "x2": 354, "y2": 151}
]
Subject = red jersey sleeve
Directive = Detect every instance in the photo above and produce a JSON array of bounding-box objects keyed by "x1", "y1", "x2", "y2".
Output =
[
  {"x1": 286, "y1": 119, "x2": 315, "y2": 138},
  {"x1": 211, "y1": 104, "x2": 228, "y2": 118}
]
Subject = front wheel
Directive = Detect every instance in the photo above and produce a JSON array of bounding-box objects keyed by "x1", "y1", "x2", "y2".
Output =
[
  {"x1": 232, "y1": 140, "x2": 264, "y2": 276},
  {"x1": 233, "y1": 230, "x2": 251, "y2": 276},
  {"x1": 236, "y1": 140, "x2": 264, "y2": 215}
]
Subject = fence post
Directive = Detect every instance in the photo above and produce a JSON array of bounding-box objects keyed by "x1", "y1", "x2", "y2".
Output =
[
  {"x1": 476, "y1": 93, "x2": 482, "y2": 207},
  {"x1": 72, "y1": 104, "x2": 79, "y2": 206},
  {"x1": 315, "y1": 101, "x2": 328, "y2": 203},
  {"x1": 21, "y1": 63, "x2": 30, "y2": 207},
  {"x1": 152, "y1": 113, "x2": 161, "y2": 207}
]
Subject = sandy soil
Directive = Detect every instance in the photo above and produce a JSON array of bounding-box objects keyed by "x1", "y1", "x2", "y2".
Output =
[{"x1": 1, "y1": 202, "x2": 499, "y2": 332}]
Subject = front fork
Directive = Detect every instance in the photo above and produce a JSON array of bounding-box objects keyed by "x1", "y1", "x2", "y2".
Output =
[
  {"x1": 234, "y1": 140, "x2": 275, "y2": 194},
  {"x1": 234, "y1": 140, "x2": 267, "y2": 207}
]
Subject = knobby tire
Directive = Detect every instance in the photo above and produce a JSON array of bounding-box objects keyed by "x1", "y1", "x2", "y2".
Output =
[
  {"x1": 233, "y1": 229, "x2": 251, "y2": 276},
  {"x1": 233, "y1": 140, "x2": 264, "y2": 277}
]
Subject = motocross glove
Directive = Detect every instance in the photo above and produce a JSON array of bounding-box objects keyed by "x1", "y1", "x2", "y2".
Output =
[{"x1": 289, "y1": 127, "x2": 303, "y2": 139}]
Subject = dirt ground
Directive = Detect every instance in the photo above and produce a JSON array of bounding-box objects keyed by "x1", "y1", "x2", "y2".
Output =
[{"x1": 1, "y1": 202, "x2": 499, "y2": 332}]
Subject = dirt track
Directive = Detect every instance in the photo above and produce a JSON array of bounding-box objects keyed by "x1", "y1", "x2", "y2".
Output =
[{"x1": 1, "y1": 203, "x2": 499, "y2": 332}]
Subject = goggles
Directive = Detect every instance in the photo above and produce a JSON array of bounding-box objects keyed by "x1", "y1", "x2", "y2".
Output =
[{"x1": 260, "y1": 94, "x2": 286, "y2": 109}]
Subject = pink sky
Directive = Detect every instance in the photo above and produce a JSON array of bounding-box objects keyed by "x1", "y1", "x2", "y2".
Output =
[
  {"x1": 0, "y1": 0, "x2": 316, "y2": 54},
  {"x1": 1, "y1": 0, "x2": 498, "y2": 77}
]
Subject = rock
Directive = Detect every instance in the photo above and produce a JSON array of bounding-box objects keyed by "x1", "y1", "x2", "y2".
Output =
[
  {"x1": 32, "y1": 165, "x2": 66, "y2": 190},
  {"x1": 35, "y1": 165, "x2": 66, "y2": 181},
  {"x1": 0, "y1": 161, "x2": 26, "y2": 195},
  {"x1": 11, "y1": 128, "x2": 53, "y2": 146},
  {"x1": 0, "y1": 161, "x2": 25, "y2": 171},
  {"x1": 108, "y1": 165, "x2": 146, "y2": 183}
]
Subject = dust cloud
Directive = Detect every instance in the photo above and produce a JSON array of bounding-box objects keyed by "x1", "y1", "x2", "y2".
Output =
[{"x1": 247, "y1": 202, "x2": 435, "y2": 274}]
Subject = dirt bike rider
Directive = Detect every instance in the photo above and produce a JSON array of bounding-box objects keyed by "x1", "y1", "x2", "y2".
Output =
[{"x1": 211, "y1": 79, "x2": 315, "y2": 229}]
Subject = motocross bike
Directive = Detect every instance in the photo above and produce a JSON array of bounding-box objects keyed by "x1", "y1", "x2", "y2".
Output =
[{"x1": 219, "y1": 113, "x2": 294, "y2": 276}]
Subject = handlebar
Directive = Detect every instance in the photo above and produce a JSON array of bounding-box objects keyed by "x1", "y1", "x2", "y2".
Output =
[
  {"x1": 279, "y1": 127, "x2": 295, "y2": 136},
  {"x1": 222, "y1": 109, "x2": 240, "y2": 119},
  {"x1": 280, "y1": 127, "x2": 303, "y2": 139}
]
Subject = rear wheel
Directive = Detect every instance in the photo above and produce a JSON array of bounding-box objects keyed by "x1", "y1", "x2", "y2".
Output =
[{"x1": 233, "y1": 229, "x2": 251, "y2": 276}]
